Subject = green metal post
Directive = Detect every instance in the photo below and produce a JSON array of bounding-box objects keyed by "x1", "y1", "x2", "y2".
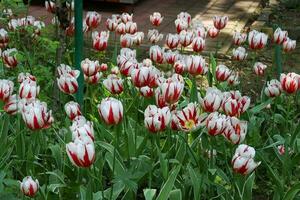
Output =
[{"x1": 75, "y1": 0, "x2": 84, "y2": 106}]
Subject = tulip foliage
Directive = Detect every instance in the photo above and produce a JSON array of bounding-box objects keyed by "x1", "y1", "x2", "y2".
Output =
[{"x1": 1, "y1": 1, "x2": 300, "y2": 200}]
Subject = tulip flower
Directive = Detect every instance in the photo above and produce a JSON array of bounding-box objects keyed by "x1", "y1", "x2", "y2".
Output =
[
  {"x1": 192, "y1": 36, "x2": 205, "y2": 52},
  {"x1": 132, "y1": 31, "x2": 145, "y2": 45},
  {"x1": 116, "y1": 23, "x2": 126, "y2": 35},
  {"x1": 186, "y1": 55, "x2": 208, "y2": 76},
  {"x1": 8, "y1": 19, "x2": 21, "y2": 30},
  {"x1": 131, "y1": 66, "x2": 160, "y2": 88},
  {"x1": 173, "y1": 60, "x2": 185, "y2": 74},
  {"x1": 280, "y1": 72, "x2": 299, "y2": 93},
  {"x1": 170, "y1": 111, "x2": 180, "y2": 130},
  {"x1": 194, "y1": 26, "x2": 207, "y2": 38},
  {"x1": 140, "y1": 86, "x2": 154, "y2": 98},
  {"x1": 0, "y1": 28, "x2": 9, "y2": 49},
  {"x1": 147, "y1": 29, "x2": 163, "y2": 44},
  {"x1": 232, "y1": 31, "x2": 247, "y2": 45},
  {"x1": 174, "y1": 18, "x2": 188, "y2": 33},
  {"x1": 2, "y1": 48, "x2": 18, "y2": 68},
  {"x1": 166, "y1": 33, "x2": 179, "y2": 49},
  {"x1": 64, "y1": 101, "x2": 82, "y2": 120},
  {"x1": 177, "y1": 12, "x2": 191, "y2": 25},
  {"x1": 92, "y1": 31, "x2": 109, "y2": 51},
  {"x1": 164, "y1": 50, "x2": 178, "y2": 65},
  {"x1": 119, "y1": 57, "x2": 138, "y2": 76},
  {"x1": 84, "y1": 72, "x2": 102, "y2": 84},
  {"x1": 97, "y1": 97, "x2": 123, "y2": 125},
  {"x1": 106, "y1": 18, "x2": 118, "y2": 32},
  {"x1": 85, "y1": 11, "x2": 101, "y2": 28},
  {"x1": 21, "y1": 99, "x2": 54, "y2": 130},
  {"x1": 144, "y1": 105, "x2": 171, "y2": 133},
  {"x1": 277, "y1": 145, "x2": 285, "y2": 155},
  {"x1": 227, "y1": 72, "x2": 240, "y2": 86},
  {"x1": 213, "y1": 16, "x2": 228, "y2": 30},
  {"x1": 222, "y1": 91, "x2": 250, "y2": 117},
  {"x1": 216, "y1": 64, "x2": 231, "y2": 82},
  {"x1": 232, "y1": 47, "x2": 247, "y2": 61},
  {"x1": 0, "y1": 79, "x2": 14, "y2": 102},
  {"x1": 66, "y1": 136, "x2": 95, "y2": 167},
  {"x1": 253, "y1": 62, "x2": 267, "y2": 76},
  {"x1": 119, "y1": 48, "x2": 136, "y2": 59},
  {"x1": 199, "y1": 87, "x2": 223, "y2": 112},
  {"x1": 18, "y1": 73, "x2": 36, "y2": 83},
  {"x1": 81, "y1": 58, "x2": 100, "y2": 76},
  {"x1": 248, "y1": 30, "x2": 268, "y2": 50},
  {"x1": 70, "y1": 116, "x2": 94, "y2": 141},
  {"x1": 20, "y1": 176, "x2": 39, "y2": 197},
  {"x1": 57, "y1": 72, "x2": 79, "y2": 94},
  {"x1": 232, "y1": 144, "x2": 260, "y2": 175},
  {"x1": 45, "y1": 0, "x2": 56, "y2": 13},
  {"x1": 19, "y1": 79, "x2": 40, "y2": 99},
  {"x1": 155, "y1": 88, "x2": 167, "y2": 108},
  {"x1": 207, "y1": 26, "x2": 220, "y2": 38},
  {"x1": 223, "y1": 117, "x2": 247, "y2": 144},
  {"x1": 120, "y1": 34, "x2": 134, "y2": 48},
  {"x1": 33, "y1": 20, "x2": 45, "y2": 36},
  {"x1": 4, "y1": 94, "x2": 18, "y2": 115},
  {"x1": 100, "y1": 63, "x2": 108, "y2": 72},
  {"x1": 103, "y1": 74, "x2": 124, "y2": 94},
  {"x1": 175, "y1": 103, "x2": 206, "y2": 132},
  {"x1": 125, "y1": 21, "x2": 137, "y2": 34},
  {"x1": 121, "y1": 13, "x2": 133, "y2": 23},
  {"x1": 111, "y1": 66, "x2": 119, "y2": 75},
  {"x1": 179, "y1": 30, "x2": 194, "y2": 47},
  {"x1": 206, "y1": 112, "x2": 228, "y2": 136},
  {"x1": 273, "y1": 27, "x2": 288, "y2": 44},
  {"x1": 264, "y1": 79, "x2": 282, "y2": 97},
  {"x1": 150, "y1": 12, "x2": 163, "y2": 26},
  {"x1": 149, "y1": 45, "x2": 164, "y2": 64},
  {"x1": 283, "y1": 37, "x2": 296, "y2": 52}
]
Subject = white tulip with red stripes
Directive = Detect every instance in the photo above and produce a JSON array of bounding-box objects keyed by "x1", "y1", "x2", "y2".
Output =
[
  {"x1": 0, "y1": 79, "x2": 14, "y2": 102},
  {"x1": 144, "y1": 105, "x2": 171, "y2": 133},
  {"x1": 97, "y1": 97, "x2": 123, "y2": 125},
  {"x1": 20, "y1": 176, "x2": 39, "y2": 197}
]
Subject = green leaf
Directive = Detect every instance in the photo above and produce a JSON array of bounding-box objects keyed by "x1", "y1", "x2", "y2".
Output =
[
  {"x1": 242, "y1": 173, "x2": 255, "y2": 200},
  {"x1": 190, "y1": 77, "x2": 198, "y2": 103},
  {"x1": 143, "y1": 189, "x2": 157, "y2": 200},
  {"x1": 187, "y1": 165, "x2": 201, "y2": 200},
  {"x1": 283, "y1": 183, "x2": 300, "y2": 200},
  {"x1": 156, "y1": 165, "x2": 181, "y2": 200},
  {"x1": 169, "y1": 189, "x2": 182, "y2": 200},
  {"x1": 249, "y1": 99, "x2": 272, "y2": 114}
]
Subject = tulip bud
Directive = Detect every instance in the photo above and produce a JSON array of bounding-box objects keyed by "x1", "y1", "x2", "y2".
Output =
[
  {"x1": 227, "y1": 72, "x2": 240, "y2": 86},
  {"x1": 149, "y1": 45, "x2": 164, "y2": 64},
  {"x1": 100, "y1": 63, "x2": 108, "y2": 72},
  {"x1": 248, "y1": 30, "x2": 268, "y2": 50},
  {"x1": 125, "y1": 21, "x2": 137, "y2": 34},
  {"x1": 173, "y1": 60, "x2": 185, "y2": 74},
  {"x1": 177, "y1": 12, "x2": 191, "y2": 26},
  {"x1": 140, "y1": 86, "x2": 154, "y2": 98},
  {"x1": 186, "y1": 55, "x2": 207, "y2": 76},
  {"x1": 213, "y1": 16, "x2": 228, "y2": 30},
  {"x1": 120, "y1": 33, "x2": 134, "y2": 48},
  {"x1": 264, "y1": 79, "x2": 282, "y2": 97},
  {"x1": 164, "y1": 50, "x2": 178, "y2": 65},
  {"x1": 57, "y1": 73, "x2": 79, "y2": 94},
  {"x1": 85, "y1": 11, "x2": 101, "y2": 28},
  {"x1": 116, "y1": 23, "x2": 126, "y2": 35},
  {"x1": 65, "y1": 101, "x2": 82, "y2": 120},
  {"x1": 232, "y1": 47, "x2": 247, "y2": 61},
  {"x1": 224, "y1": 117, "x2": 247, "y2": 144},
  {"x1": 92, "y1": 31, "x2": 109, "y2": 51},
  {"x1": 280, "y1": 72, "x2": 299, "y2": 94},
  {"x1": 147, "y1": 29, "x2": 163, "y2": 44},
  {"x1": 4, "y1": 94, "x2": 18, "y2": 115},
  {"x1": 273, "y1": 27, "x2": 288, "y2": 44},
  {"x1": 179, "y1": 30, "x2": 194, "y2": 47},
  {"x1": 70, "y1": 116, "x2": 94, "y2": 141},
  {"x1": 191, "y1": 36, "x2": 205, "y2": 52},
  {"x1": 174, "y1": 18, "x2": 188, "y2": 33},
  {"x1": 253, "y1": 62, "x2": 267, "y2": 76},
  {"x1": 194, "y1": 26, "x2": 207, "y2": 38},
  {"x1": 0, "y1": 28, "x2": 9, "y2": 49},
  {"x1": 84, "y1": 72, "x2": 102, "y2": 84},
  {"x1": 97, "y1": 97, "x2": 123, "y2": 125},
  {"x1": 106, "y1": 18, "x2": 118, "y2": 32},
  {"x1": 283, "y1": 37, "x2": 296, "y2": 52},
  {"x1": 144, "y1": 105, "x2": 171, "y2": 133},
  {"x1": 216, "y1": 64, "x2": 231, "y2": 82},
  {"x1": 121, "y1": 13, "x2": 133, "y2": 23},
  {"x1": 199, "y1": 88, "x2": 223, "y2": 112},
  {"x1": 19, "y1": 79, "x2": 40, "y2": 100},
  {"x1": 150, "y1": 12, "x2": 163, "y2": 26},
  {"x1": 132, "y1": 31, "x2": 144, "y2": 45},
  {"x1": 131, "y1": 66, "x2": 160, "y2": 88},
  {"x1": 20, "y1": 176, "x2": 39, "y2": 197},
  {"x1": 81, "y1": 58, "x2": 100, "y2": 76},
  {"x1": 103, "y1": 74, "x2": 123, "y2": 94},
  {"x1": 206, "y1": 112, "x2": 227, "y2": 136},
  {"x1": 166, "y1": 33, "x2": 179, "y2": 49},
  {"x1": 207, "y1": 26, "x2": 220, "y2": 38},
  {"x1": 232, "y1": 31, "x2": 247, "y2": 45},
  {"x1": 0, "y1": 79, "x2": 14, "y2": 102},
  {"x1": 232, "y1": 144, "x2": 260, "y2": 175},
  {"x1": 2, "y1": 48, "x2": 18, "y2": 68},
  {"x1": 66, "y1": 136, "x2": 95, "y2": 167}
]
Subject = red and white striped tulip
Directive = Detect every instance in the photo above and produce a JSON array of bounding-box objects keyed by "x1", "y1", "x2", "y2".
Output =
[
  {"x1": 280, "y1": 72, "x2": 299, "y2": 94},
  {"x1": 277, "y1": 145, "x2": 285, "y2": 155},
  {"x1": 264, "y1": 79, "x2": 282, "y2": 97},
  {"x1": 248, "y1": 30, "x2": 268, "y2": 50},
  {"x1": 0, "y1": 28, "x2": 9, "y2": 49},
  {"x1": 164, "y1": 50, "x2": 178, "y2": 65},
  {"x1": 64, "y1": 101, "x2": 82, "y2": 120},
  {"x1": 85, "y1": 11, "x2": 101, "y2": 29},
  {"x1": 173, "y1": 59, "x2": 186, "y2": 74},
  {"x1": 97, "y1": 97, "x2": 123, "y2": 125},
  {"x1": 283, "y1": 37, "x2": 296, "y2": 52},
  {"x1": 19, "y1": 79, "x2": 40, "y2": 99},
  {"x1": 213, "y1": 15, "x2": 228, "y2": 30},
  {"x1": 216, "y1": 64, "x2": 231, "y2": 82},
  {"x1": 2, "y1": 48, "x2": 18, "y2": 68},
  {"x1": 119, "y1": 57, "x2": 138, "y2": 76},
  {"x1": 233, "y1": 31, "x2": 247, "y2": 45},
  {"x1": 144, "y1": 105, "x2": 171, "y2": 133},
  {"x1": 194, "y1": 26, "x2": 207, "y2": 38},
  {"x1": 199, "y1": 88, "x2": 223, "y2": 112},
  {"x1": 81, "y1": 58, "x2": 100, "y2": 76},
  {"x1": 273, "y1": 27, "x2": 288, "y2": 44},
  {"x1": 174, "y1": 18, "x2": 188, "y2": 33},
  {"x1": 4, "y1": 94, "x2": 18, "y2": 115},
  {"x1": 100, "y1": 63, "x2": 108, "y2": 72},
  {"x1": 192, "y1": 36, "x2": 205, "y2": 52},
  {"x1": 186, "y1": 55, "x2": 208, "y2": 76},
  {"x1": 224, "y1": 117, "x2": 247, "y2": 144},
  {"x1": 166, "y1": 33, "x2": 179, "y2": 49},
  {"x1": 121, "y1": 13, "x2": 133, "y2": 23},
  {"x1": 207, "y1": 26, "x2": 220, "y2": 38},
  {"x1": 140, "y1": 86, "x2": 154, "y2": 98},
  {"x1": 45, "y1": 0, "x2": 56, "y2": 13},
  {"x1": 227, "y1": 71, "x2": 240, "y2": 86},
  {"x1": 21, "y1": 99, "x2": 54, "y2": 130},
  {"x1": 177, "y1": 12, "x2": 191, "y2": 26},
  {"x1": 125, "y1": 21, "x2": 137, "y2": 34},
  {"x1": 103, "y1": 74, "x2": 124, "y2": 94},
  {"x1": 111, "y1": 66, "x2": 119, "y2": 75},
  {"x1": 70, "y1": 116, "x2": 94, "y2": 141},
  {"x1": 0, "y1": 79, "x2": 14, "y2": 102},
  {"x1": 232, "y1": 47, "x2": 247, "y2": 61},
  {"x1": 132, "y1": 31, "x2": 145, "y2": 45},
  {"x1": 57, "y1": 72, "x2": 79, "y2": 94},
  {"x1": 20, "y1": 176, "x2": 39, "y2": 197},
  {"x1": 18, "y1": 72, "x2": 36, "y2": 83},
  {"x1": 116, "y1": 23, "x2": 126, "y2": 35},
  {"x1": 179, "y1": 30, "x2": 194, "y2": 47},
  {"x1": 106, "y1": 18, "x2": 118, "y2": 32},
  {"x1": 147, "y1": 29, "x2": 163, "y2": 44},
  {"x1": 150, "y1": 12, "x2": 163, "y2": 26},
  {"x1": 120, "y1": 33, "x2": 134, "y2": 48},
  {"x1": 253, "y1": 62, "x2": 267, "y2": 76},
  {"x1": 232, "y1": 144, "x2": 260, "y2": 175},
  {"x1": 206, "y1": 112, "x2": 228, "y2": 136},
  {"x1": 66, "y1": 136, "x2": 95, "y2": 167},
  {"x1": 149, "y1": 45, "x2": 164, "y2": 63},
  {"x1": 84, "y1": 72, "x2": 102, "y2": 84},
  {"x1": 92, "y1": 31, "x2": 109, "y2": 51},
  {"x1": 131, "y1": 66, "x2": 160, "y2": 88}
]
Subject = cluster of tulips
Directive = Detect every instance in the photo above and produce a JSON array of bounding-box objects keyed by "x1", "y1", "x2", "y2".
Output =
[{"x1": 0, "y1": 0, "x2": 300, "y2": 197}]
